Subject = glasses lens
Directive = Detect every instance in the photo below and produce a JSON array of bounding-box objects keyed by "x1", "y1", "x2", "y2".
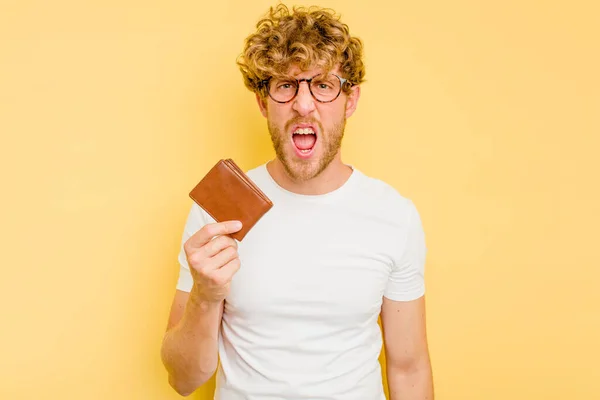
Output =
[
  {"x1": 267, "y1": 74, "x2": 343, "y2": 103},
  {"x1": 268, "y1": 79, "x2": 298, "y2": 102},
  {"x1": 310, "y1": 74, "x2": 341, "y2": 102}
]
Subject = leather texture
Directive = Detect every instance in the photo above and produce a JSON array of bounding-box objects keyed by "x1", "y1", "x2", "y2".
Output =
[{"x1": 189, "y1": 159, "x2": 273, "y2": 241}]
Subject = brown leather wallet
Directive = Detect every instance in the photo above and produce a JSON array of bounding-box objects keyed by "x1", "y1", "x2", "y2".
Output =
[{"x1": 189, "y1": 159, "x2": 273, "y2": 241}]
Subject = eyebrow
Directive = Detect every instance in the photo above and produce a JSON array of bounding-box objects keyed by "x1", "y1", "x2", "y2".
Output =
[{"x1": 283, "y1": 72, "x2": 327, "y2": 80}]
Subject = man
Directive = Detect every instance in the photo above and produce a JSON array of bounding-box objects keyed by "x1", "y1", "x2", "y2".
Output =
[{"x1": 161, "y1": 4, "x2": 434, "y2": 399}]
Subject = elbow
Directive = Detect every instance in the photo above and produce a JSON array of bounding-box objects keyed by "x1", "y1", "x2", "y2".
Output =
[
  {"x1": 168, "y1": 376, "x2": 198, "y2": 397},
  {"x1": 160, "y1": 338, "x2": 217, "y2": 395},
  {"x1": 169, "y1": 377, "x2": 194, "y2": 397},
  {"x1": 387, "y1": 354, "x2": 432, "y2": 375},
  {"x1": 168, "y1": 371, "x2": 214, "y2": 397}
]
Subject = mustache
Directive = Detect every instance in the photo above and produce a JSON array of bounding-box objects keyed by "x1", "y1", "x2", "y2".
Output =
[{"x1": 285, "y1": 118, "x2": 323, "y2": 132}]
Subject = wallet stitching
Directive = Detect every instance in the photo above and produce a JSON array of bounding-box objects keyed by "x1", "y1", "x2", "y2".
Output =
[
  {"x1": 225, "y1": 159, "x2": 270, "y2": 202},
  {"x1": 224, "y1": 159, "x2": 273, "y2": 205}
]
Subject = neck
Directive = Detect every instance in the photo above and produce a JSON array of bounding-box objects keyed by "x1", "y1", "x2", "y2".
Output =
[{"x1": 266, "y1": 154, "x2": 353, "y2": 196}]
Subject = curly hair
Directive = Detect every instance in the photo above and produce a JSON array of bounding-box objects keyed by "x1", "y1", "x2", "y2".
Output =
[{"x1": 237, "y1": 4, "x2": 366, "y2": 97}]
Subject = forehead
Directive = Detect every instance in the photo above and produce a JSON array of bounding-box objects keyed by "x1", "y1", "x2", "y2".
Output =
[{"x1": 285, "y1": 64, "x2": 341, "y2": 78}]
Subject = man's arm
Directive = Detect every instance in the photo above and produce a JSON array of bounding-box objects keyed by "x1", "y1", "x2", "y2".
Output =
[
  {"x1": 381, "y1": 295, "x2": 434, "y2": 400},
  {"x1": 160, "y1": 288, "x2": 223, "y2": 396},
  {"x1": 160, "y1": 220, "x2": 243, "y2": 396}
]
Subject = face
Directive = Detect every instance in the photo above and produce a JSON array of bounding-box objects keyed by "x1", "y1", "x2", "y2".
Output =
[{"x1": 256, "y1": 65, "x2": 360, "y2": 182}]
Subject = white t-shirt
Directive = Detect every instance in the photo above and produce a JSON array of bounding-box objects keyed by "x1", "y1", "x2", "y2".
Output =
[{"x1": 176, "y1": 163, "x2": 427, "y2": 400}]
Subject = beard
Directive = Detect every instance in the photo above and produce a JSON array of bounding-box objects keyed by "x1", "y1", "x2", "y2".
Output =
[{"x1": 268, "y1": 115, "x2": 346, "y2": 182}]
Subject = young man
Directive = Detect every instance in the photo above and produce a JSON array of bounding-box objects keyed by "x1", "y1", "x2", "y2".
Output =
[{"x1": 161, "y1": 5, "x2": 434, "y2": 400}]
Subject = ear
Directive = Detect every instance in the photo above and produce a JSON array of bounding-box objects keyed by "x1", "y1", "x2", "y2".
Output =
[
  {"x1": 256, "y1": 93, "x2": 268, "y2": 118},
  {"x1": 344, "y1": 85, "x2": 361, "y2": 119}
]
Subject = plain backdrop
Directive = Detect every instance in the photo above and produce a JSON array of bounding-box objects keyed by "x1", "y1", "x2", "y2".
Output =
[{"x1": 1, "y1": 0, "x2": 599, "y2": 399}]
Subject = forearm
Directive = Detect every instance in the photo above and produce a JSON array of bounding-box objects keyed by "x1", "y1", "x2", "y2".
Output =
[
  {"x1": 387, "y1": 361, "x2": 434, "y2": 400},
  {"x1": 161, "y1": 287, "x2": 223, "y2": 396}
]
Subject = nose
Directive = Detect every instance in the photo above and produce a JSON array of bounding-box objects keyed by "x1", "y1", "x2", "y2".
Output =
[{"x1": 291, "y1": 81, "x2": 316, "y2": 116}]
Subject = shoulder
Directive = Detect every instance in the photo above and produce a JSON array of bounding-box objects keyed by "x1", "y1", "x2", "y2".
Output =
[
  {"x1": 353, "y1": 169, "x2": 418, "y2": 222},
  {"x1": 245, "y1": 163, "x2": 267, "y2": 181},
  {"x1": 243, "y1": 162, "x2": 276, "y2": 197}
]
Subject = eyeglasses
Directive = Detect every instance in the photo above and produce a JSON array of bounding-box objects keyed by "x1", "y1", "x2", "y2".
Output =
[{"x1": 261, "y1": 73, "x2": 353, "y2": 104}]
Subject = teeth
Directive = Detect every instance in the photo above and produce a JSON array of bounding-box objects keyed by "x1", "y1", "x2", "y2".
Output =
[{"x1": 294, "y1": 128, "x2": 315, "y2": 135}]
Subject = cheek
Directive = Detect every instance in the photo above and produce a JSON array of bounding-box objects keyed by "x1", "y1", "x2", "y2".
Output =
[
  {"x1": 266, "y1": 106, "x2": 289, "y2": 126},
  {"x1": 320, "y1": 106, "x2": 345, "y2": 130}
]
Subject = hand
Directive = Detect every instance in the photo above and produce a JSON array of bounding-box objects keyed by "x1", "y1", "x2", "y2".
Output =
[{"x1": 183, "y1": 220, "x2": 243, "y2": 303}]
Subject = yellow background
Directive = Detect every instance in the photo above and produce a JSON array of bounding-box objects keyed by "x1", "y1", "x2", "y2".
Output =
[{"x1": 1, "y1": 0, "x2": 598, "y2": 399}]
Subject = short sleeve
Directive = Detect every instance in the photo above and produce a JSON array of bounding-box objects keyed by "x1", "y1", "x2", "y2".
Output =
[
  {"x1": 384, "y1": 201, "x2": 427, "y2": 301},
  {"x1": 175, "y1": 203, "x2": 209, "y2": 293}
]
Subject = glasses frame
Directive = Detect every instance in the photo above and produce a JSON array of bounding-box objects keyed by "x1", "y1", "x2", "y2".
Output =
[{"x1": 261, "y1": 73, "x2": 353, "y2": 104}]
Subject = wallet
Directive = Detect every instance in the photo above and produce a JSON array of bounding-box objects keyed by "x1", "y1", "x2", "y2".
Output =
[{"x1": 189, "y1": 159, "x2": 273, "y2": 241}]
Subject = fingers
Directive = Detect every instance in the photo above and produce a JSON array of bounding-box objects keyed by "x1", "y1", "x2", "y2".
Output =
[
  {"x1": 204, "y1": 245, "x2": 239, "y2": 272},
  {"x1": 188, "y1": 245, "x2": 240, "y2": 294},
  {"x1": 202, "y1": 234, "x2": 238, "y2": 258},
  {"x1": 185, "y1": 224, "x2": 240, "y2": 272},
  {"x1": 183, "y1": 221, "x2": 243, "y2": 303},
  {"x1": 211, "y1": 257, "x2": 241, "y2": 283},
  {"x1": 185, "y1": 220, "x2": 242, "y2": 251}
]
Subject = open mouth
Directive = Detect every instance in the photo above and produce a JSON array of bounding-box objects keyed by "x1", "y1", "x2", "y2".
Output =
[{"x1": 291, "y1": 126, "x2": 317, "y2": 158}]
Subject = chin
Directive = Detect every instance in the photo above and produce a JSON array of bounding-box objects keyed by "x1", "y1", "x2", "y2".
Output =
[{"x1": 282, "y1": 153, "x2": 328, "y2": 182}]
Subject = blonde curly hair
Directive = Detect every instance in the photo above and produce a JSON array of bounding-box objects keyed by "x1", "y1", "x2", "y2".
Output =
[{"x1": 237, "y1": 4, "x2": 366, "y2": 97}]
